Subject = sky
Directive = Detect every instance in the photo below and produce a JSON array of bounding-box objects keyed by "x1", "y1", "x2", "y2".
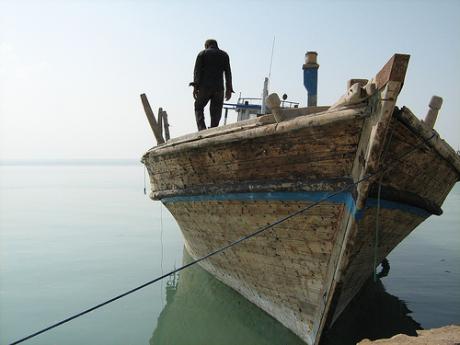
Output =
[{"x1": 1, "y1": 0, "x2": 459, "y2": 160}]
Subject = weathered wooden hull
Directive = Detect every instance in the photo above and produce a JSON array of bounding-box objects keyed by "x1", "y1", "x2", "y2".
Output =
[
  {"x1": 150, "y1": 248, "x2": 306, "y2": 345},
  {"x1": 162, "y1": 196, "x2": 431, "y2": 342},
  {"x1": 142, "y1": 55, "x2": 460, "y2": 344}
]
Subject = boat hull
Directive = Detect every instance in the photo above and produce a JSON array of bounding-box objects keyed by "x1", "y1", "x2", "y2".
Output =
[
  {"x1": 142, "y1": 55, "x2": 460, "y2": 345},
  {"x1": 161, "y1": 192, "x2": 430, "y2": 344}
]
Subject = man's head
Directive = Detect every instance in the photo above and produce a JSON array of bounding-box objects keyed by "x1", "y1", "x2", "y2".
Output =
[{"x1": 204, "y1": 39, "x2": 218, "y2": 49}]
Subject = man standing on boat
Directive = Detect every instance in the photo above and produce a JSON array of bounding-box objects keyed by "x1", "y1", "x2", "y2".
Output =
[{"x1": 190, "y1": 39, "x2": 234, "y2": 131}]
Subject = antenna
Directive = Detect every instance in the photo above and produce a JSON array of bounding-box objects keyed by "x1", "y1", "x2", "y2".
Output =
[
  {"x1": 262, "y1": 36, "x2": 276, "y2": 115},
  {"x1": 268, "y1": 36, "x2": 275, "y2": 79}
]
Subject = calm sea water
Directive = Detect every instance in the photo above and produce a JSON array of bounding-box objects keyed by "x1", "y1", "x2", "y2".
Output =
[{"x1": 0, "y1": 163, "x2": 459, "y2": 345}]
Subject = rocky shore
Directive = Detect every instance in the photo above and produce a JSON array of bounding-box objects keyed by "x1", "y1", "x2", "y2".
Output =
[{"x1": 358, "y1": 325, "x2": 460, "y2": 345}]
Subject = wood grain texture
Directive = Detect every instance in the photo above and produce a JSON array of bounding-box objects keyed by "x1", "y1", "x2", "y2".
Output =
[
  {"x1": 374, "y1": 54, "x2": 410, "y2": 90},
  {"x1": 142, "y1": 55, "x2": 460, "y2": 344},
  {"x1": 324, "y1": 110, "x2": 459, "y2": 329},
  {"x1": 165, "y1": 199, "x2": 346, "y2": 344},
  {"x1": 330, "y1": 208, "x2": 426, "y2": 323},
  {"x1": 145, "y1": 119, "x2": 363, "y2": 197},
  {"x1": 378, "y1": 116, "x2": 459, "y2": 205}
]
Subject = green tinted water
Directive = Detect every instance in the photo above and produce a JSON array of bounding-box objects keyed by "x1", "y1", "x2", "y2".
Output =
[{"x1": 0, "y1": 164, "x2": 458, "y2": 345}]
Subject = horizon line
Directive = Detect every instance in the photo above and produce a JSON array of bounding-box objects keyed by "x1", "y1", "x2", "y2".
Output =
[{"x1": 0, "y1": 159, "x2": 142, "y2": 166}]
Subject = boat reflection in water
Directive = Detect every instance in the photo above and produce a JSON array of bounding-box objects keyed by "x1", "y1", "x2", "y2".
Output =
[{"x1": 150, "y1": 249, "x2": 421, "y2": 345}]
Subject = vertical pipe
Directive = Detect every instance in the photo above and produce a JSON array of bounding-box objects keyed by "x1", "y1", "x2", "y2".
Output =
[
  {"x1": 303, "y1": 51, "x2": 319, "y2": 107},
  {"x1": 261, "y1": 77, "x2": 269, "y2": 114}
]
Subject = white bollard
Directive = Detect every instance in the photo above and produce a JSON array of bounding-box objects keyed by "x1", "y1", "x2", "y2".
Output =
[
  {"x1": 424, "y1": 96, "x2": 443, "y2": 129},
  {"x1": 265, "y1": 93, "x2": 283, "y2": 122}
]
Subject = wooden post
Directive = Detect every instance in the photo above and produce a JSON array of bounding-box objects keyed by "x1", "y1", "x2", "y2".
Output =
[
  {"x1": 374, "y1": 54, "x2": 410, "y2": 91},
  {"x1": 140, "y1": 93, "x2": 165, "y2": 145},
  {"x1": 162, "y1": 110, "x2": 170, "y2": 141},
  {"x1": 158, "y1": 107, "x2": 164, "y2": 138}
]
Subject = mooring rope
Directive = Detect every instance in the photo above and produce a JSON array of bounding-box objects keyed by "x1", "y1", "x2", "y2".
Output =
[
  {"x1": 373, "y1": 127, "x2": 395, "y2": 282},
  {"x1": 373, "y1": 175, "x2": 384, "y2": 282},
  {"x1": 160, "y1": 202, "x2": 165, "y2": 308},
  {"x1": 9, "y1": 133, "x2": 435, "y2": 345},
  {"x1": 143, "y1": 166, "x2": 147, "y2": 195}
]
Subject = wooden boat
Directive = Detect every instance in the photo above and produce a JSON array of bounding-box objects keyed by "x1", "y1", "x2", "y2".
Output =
[{"x1": 141, "y1": 54, "x2": 460, "y2": 345}]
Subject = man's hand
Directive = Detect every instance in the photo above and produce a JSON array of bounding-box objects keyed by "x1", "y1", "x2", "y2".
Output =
[
  {"x1": 225, "y1": 89, "x2": 232, "y2": 101},
  {"x1": 193, "y1": 87, "x2": 199, "y2": 100}
]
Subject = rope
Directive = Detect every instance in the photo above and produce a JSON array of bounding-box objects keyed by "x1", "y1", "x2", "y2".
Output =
[
  {"x1": 268, "y1": 36, "x2": 275, "y2": 79},
  {"x1": 9, "y1": 133, "x2": 435, "y2": 345},
  {"x1": 373, "y1": 175, "x2": 383, "y2": 282},
  {"x1": 160, "y1": 202, "x2": 164, "y2": 307},
  {"x1": 373, "y1": 127, "x2": 394, "y2": 282},
  {"x1": 143, "y1": 166, "x2": 147, "y2": 195}
]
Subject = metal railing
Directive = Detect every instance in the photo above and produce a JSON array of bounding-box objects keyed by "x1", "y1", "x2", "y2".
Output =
[{"x1": 223, "y1": 97, "x2": 300, "y2": 125}]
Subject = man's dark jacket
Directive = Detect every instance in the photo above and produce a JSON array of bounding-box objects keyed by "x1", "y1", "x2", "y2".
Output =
[{"x1": 193, "y1": 47, "x2": 233, "y2": 92}]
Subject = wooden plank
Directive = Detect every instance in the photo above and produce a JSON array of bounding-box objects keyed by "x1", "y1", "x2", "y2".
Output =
[
  {"x1": 140, "y1": 93, "x2": 165, "y2": 144},
  {"x1": 151, "y1": 178, "x2": 352, "y2": 200},
  {"x1": 374, "y1": 54, "x2": 410, "y2": 90},
  {"x1": 162, "y1": 110, "x2": 171, "y2": 140},
  {"x1": 144, "y1": 119, "x2": 363, "y2": 195},
  {"x1": 396, "y1": 106, "x2": 460, "y2": 174},
  {"x1": 147, "y1": 105, "x2": 336, "y2": 151},
  {"x1": 376, "y1": 118, "x2": 460, "y2": 204},
  {"x1": 145, "y1": 127, "x2": 361, "y2": 192},
  {"x1": 148, "y1": 136, "x2": 360, "y2": 177},
  {"x1": 144, "y1": 106, "x2": 368, "y2": 157},
  {"x1": 157, "y1": 107, "x2": 163, "y2": 136},
  {"x1": 149, "y1": 157, "x2": 354, "y2": 191},
  {"x1": 145, "y1": 120, "x2": 361, "y2": 169}
]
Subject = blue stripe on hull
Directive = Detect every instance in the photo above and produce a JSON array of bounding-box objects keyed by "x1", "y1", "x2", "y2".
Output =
[
  {"x1": 365, "y1": 198, "x2": 430, "y2": 218},
  {"x1": 162, "y1": 192, "x2": 430, "y2": 219}
]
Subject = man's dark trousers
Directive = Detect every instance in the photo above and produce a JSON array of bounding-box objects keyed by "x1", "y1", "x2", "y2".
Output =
[{"x1": 194, "y1": 87, "x2": 224, "y2": 131}]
